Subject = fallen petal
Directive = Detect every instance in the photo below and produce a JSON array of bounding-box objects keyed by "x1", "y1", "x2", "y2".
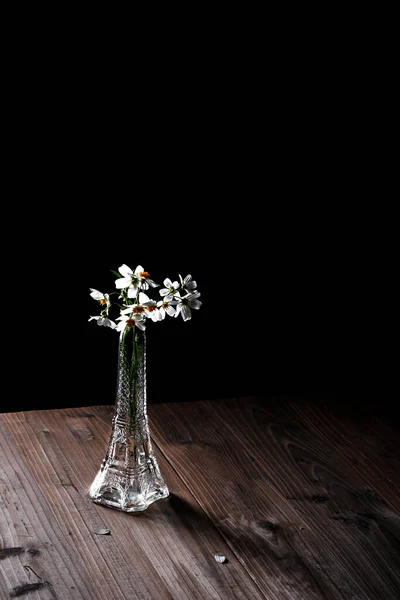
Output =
[
  {"x1": 214, "y1": 552, "x2": 227, "y2": 563},
  {"x1": 94, "y1": 528, "x2": 111, "y2": 535}
]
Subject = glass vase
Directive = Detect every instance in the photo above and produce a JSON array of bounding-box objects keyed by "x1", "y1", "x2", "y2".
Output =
[{"x1": 89, "y1": 327, "x2": 169, "y2": 512}]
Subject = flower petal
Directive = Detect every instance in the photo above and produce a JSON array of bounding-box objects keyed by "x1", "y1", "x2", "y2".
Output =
[
  {"x1": 163, "y1": 278, "x2": 172, "y2": 288},
  {"x1": 118, "y1": 264, "x2": 133, "y2": 277},
  {"x1": 189, "y1": 299, "x2": 202, "y2": 309},
  {"x1": 181, "y1": 305, "x2": 191, "y2": 321},
  {"x1": 116, "y1": 277, "x2": 130, "y2": 289},
  {"x1": 138, "y1": 292, "x2": 150, "y2": 304},
  {"x1": 135, "y1": 265, "x2": 144, "y2": 276},
  {"x1": 127, "y1": 287, "x2": 138, "y2": 298},
  {"x1": 89, "y1": 289, "x2": 104, "y2": 300}
]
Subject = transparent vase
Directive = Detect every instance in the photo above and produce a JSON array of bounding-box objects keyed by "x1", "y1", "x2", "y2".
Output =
[{"x1": 89, "y1": 327, "x2": 169, "y2": 512}]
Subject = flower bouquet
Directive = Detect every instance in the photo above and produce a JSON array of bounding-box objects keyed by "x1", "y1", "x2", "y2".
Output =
[{"x1": 88, "y1": 264, "x2": 201, "y2": 512}]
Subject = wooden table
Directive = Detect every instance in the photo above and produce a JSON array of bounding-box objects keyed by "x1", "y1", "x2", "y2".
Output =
[{"x1": 1, "y1": 397, "x2": 400, "y2": 599}]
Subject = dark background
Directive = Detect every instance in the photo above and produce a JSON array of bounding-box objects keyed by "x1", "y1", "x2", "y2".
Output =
[
  {"x1": 1, "y1": 24, "x2": 395, "y2": 424},
  {"x1": 1, "y1": 55, "x2": 378, "y2": 417},
  {"x1": 3, "y1": 171, "x2": 391, "y2": 422},
  {"x1": 81, "y1": 226, "x2": 339, "y2": 408},
  {"x1": 5, "y1": 208, "x2": 348, "y2": 414}
]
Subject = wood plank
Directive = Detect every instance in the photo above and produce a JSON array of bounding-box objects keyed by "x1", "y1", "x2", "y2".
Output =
[
  {"x1": 208, "y1": 396, "x2": 400, "y2": 599},
  {"x1": 0, "y1": 407, "x2": 267, "y2": 600},
  {"x1": 287, "y1": 396, "x2": 400, "y2": 511},
  {"x1": 149, "y1": 398, "x2": 400, "y2": 600},
  {"x1": 149, "y1": 401, "x2": 339, "y2": 599}
]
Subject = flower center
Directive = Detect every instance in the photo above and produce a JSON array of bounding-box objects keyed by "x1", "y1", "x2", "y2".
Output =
[
  {"x1": 139, "y1": 271, "x2": 150, "y2": 278},
  {"x1": 162, "y1": 302, "x2": 168, "y2": 308},
  {"x1": 132, "y1": 306, "x2": 144, "y2": 313},
  {"x1": 99, "y1": 298, "x2": 107, "y2": 305},
  {"x1": 126, "y1": 319, "x2": 135, "y2": 328},
  {"x1": 146, "y1": 305, "x2": 156, "y2": 312}
]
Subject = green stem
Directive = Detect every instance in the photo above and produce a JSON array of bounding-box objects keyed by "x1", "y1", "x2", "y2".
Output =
[{"x1": 129, "y1": 328, "x2": 142, "y2": 432}]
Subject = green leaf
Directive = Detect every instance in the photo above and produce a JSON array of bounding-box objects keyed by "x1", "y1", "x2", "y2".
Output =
[{"x1": 111, "y1": 270, "x2": 123, "y2": 278}]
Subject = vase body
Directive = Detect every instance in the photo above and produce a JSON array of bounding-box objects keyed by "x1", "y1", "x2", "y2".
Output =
[{"x1": 89, "y1": 328, "x2": 169, "y2": 512}]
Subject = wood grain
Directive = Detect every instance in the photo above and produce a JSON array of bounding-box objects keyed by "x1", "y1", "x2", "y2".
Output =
[
  {"x1": 211, "y1": 396, "x2": 400, "y2": 598},
  {"x1": 1, "y1": 397, "x2": 400, "y2": 600},
  {"x1": 149, "y1": 398, "x2": 400, "y2": 600},
  {"x1": 0, "y1": 407, "x2": 265, "y2": 600},
  {"x1": 287, "y1": 397, "x2": 400, "y2": 512}
]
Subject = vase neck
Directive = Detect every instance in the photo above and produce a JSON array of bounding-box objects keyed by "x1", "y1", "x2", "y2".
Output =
[{"x1": 114, "y1": 326, "x2": 147, "y2": 435}]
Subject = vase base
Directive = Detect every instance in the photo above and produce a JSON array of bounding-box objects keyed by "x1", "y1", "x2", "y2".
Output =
[
  {"x1": 90, "y1": 487, "x2": 169, "y2": 512},
  {"x1": 89, "y1": 466, "x2": 170, "y2": 513}
]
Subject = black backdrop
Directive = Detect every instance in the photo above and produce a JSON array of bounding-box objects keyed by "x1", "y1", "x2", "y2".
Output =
[
  {"x1": 1, "y1": 49, "x2": 392, "y2": 419},
  {"x1": 5, "y1": 212, "x2": 344, "y2": 414}
]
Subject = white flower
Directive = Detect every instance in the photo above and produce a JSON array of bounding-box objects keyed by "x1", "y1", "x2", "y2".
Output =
[
  {"x1": 115, "y1": 312, "x2": 146, "y2": 333},
  {"x1": 90, "y1": 264, "x2": 202, "y2": 333},
  {"x1": 175, "y1": 291, "x2": 202, "y2": 321},
  {"x1": 136, "y1": 268, "x2": 158, "y2": 290},
  {"x1": 159, "y1": 278, "x2": 180, "y2": 301},
  {"x1": 121, "y1": 293, "x2": 161, "y2": 322},
  {"x1": 157, "y1": 298, "x2": 177, "y2": 319},
  {"x1": 141, "y1": 295, "x2": 161, "y2": 322},
  {"x1": 115, "y1": 264, "x2": 158, "y2": 298},
  {"x1": 179, "y1": 274, "x2": 197, "y2": 294},
  {"x1": 88, "y1": 316, "x2": 117, "y2": 329},
  {"x1": 115, "y1": 264, "x2": 139, "y2": 298},
  {"x1": 118, "y1": 291, "x2": 156, "y2": 327},
  {"x1": 89, "y1": 289, "x2": 110, "y2": 309}
]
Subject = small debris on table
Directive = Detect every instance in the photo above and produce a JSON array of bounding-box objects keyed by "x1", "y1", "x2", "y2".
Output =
[
  {"x1": 94, "y1": 528, "x2": 111, "y2": 535},
  {"x1": 214, "y1": 552, "x2": 227, "y2": 563}
]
